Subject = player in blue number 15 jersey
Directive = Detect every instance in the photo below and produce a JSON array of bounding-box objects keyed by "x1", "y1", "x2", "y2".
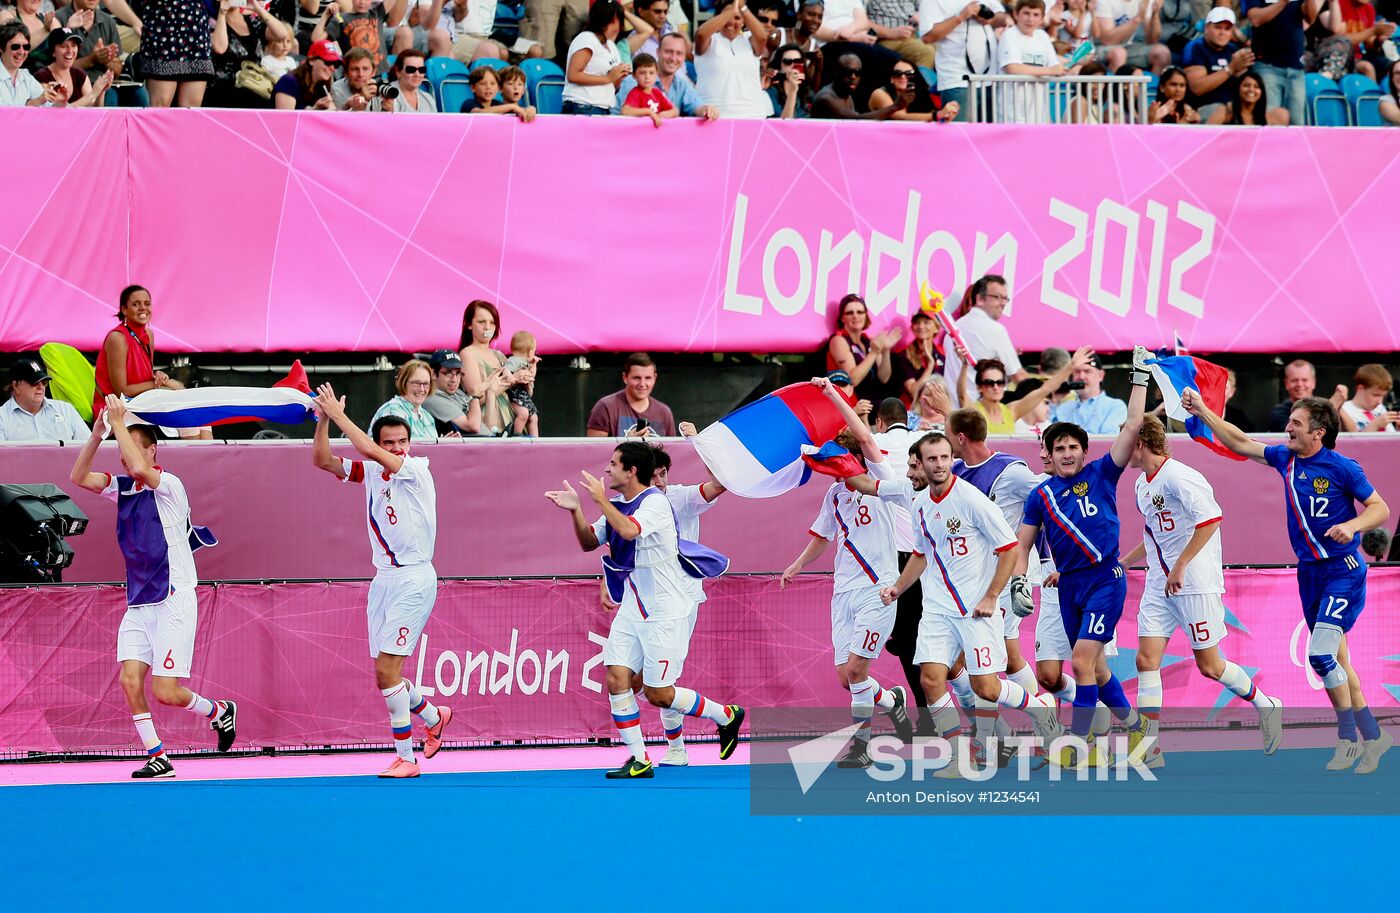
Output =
[
  {"x1": 1017, "y1": 346, "x2": 1151, "y2": 769},
  {"x1": 1184, "y1": 391, "x2": 1392, "y2": 774}
]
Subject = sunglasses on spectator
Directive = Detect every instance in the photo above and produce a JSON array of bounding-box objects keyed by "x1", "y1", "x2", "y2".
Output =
[
  {"x1": 8, "y1": 42, "x2": 30, "y2": 51},
  {"x1": 758, "y1": 14, "x2": 779, "y2": 23},
  {"x1": 781, "y1": 56, "x2": 802, "y2": 65},
  {"x1": 892, "y1": 68, "x2": 914, "y2": 77},
  {"x1": 978, "y1": 378, "x2": 1007, "y2": 388},
  {"x1": 401, "y1": 64, "x2": 427, "y2": 74},
  {"x1": 842, "y1": 65, "x2": 862, "y2": 74}
]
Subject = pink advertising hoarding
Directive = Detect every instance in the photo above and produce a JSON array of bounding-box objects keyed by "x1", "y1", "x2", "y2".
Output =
[
  {"x1": 2, "y1": 571, "x2": 1397, "y2": 753},
  {"x1": 1, "y1": 109, "x2": 1397, "y2": 355}
]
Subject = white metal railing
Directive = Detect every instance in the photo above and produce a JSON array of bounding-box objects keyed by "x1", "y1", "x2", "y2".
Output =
[{"x1": 966, "y1": 74, "x2": 1153, "y2": 125}]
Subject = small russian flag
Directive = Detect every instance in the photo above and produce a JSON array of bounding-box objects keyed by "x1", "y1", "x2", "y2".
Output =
[
  {"x1": 123, "y1": 361, "x2": 315, "y2": 428},
  {"x1": 692, "y1": 383, "x2": 852, "y2": 498},
  {"x1": 800, "y1": 441, "x2": 865, "y2": 480},
  {"x1": 1147, "y1": 355, "x2": 1246, "y2": 461}
]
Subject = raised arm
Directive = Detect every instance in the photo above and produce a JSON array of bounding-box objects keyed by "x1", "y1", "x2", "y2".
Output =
[
  {"x1": 69, "y1": 409, "x2": 111, "y2": 494},
  {"x1": 741, "y1": 3, "x2": 770, "y2": 53},
  {"x1": 311, "y1": 407, "x2": 350, "y2": 479},
  {"x1": 104, "y1": 398, "x2": 160, "y2": 489},
  {"x1": 1180, "y1": 388, "x2": 1268, "y2": 464},
  {"x1": 313, "y1": 383, "x2": 403, "y2": 474},
  {"x1": 813, "y1": 376, "x2": 882, "y2": 463},
  {"x1": 1012, "y1": 347, "x2": 1093, "y2": 422},
  {"x1": 1109, "y1": 346, "x2": 1150, "y2": 468}
]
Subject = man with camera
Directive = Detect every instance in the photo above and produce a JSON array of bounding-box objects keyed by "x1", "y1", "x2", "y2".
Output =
[
  {"x1": 585, "y1": 353, "x2": 677, "y2": 438},
  {"x1": 1049, "y1": 353, "x2": 1126, "y2": 435},
  {"x1": 332, "y1": 46, "x2": 383, "y2": 109},
  {"x1": 916, "y1": 0, "x2": 1007, "y2": 121}
]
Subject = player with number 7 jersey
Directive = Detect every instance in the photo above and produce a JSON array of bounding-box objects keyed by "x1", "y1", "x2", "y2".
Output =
[{"x1": 311, "y1": 383, "x2": 453, "y2": 779}]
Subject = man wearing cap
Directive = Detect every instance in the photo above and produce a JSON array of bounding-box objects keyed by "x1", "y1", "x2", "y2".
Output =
[
  {"x1": 1182, "y1": 7, "x2": 1253, "y2": 120},
  {"x1": 827, "y1": 369, "x2": 875, "y2": 423},
  {"x1": 1049, "y1": 353, "x2": 1126, "y2": 434},
  {"x1": 0, "y1": 359, "x2": 89, "y2": 442},
  {"x1": 1241, "y1": 0, "x2": 1315, "y2": 128},
  {"x1": 423, "y1": 348, "x2": 485, "y2": 436}
]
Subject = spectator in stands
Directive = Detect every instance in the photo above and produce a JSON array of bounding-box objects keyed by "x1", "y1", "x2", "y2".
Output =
[
  {"x1": 909, "y1": 376, "x2": 953, "y2": 430},
  {"x1": 423, "y1": 348, "x2": 484, "y2": 436},
  {"x1": 458, "y1": 299, "x2": 514, "y2": 435},
  {"x1": 827, "y1": 293, "x2": 901, "y2": 405},
  {"x1": 975, "y1": 347, "x2": 1090, "y2": 435},
  {"x1": 524, "y1": 0, "x2": 589, "y2": 65},
  {"x1": 0, "y1": 0, "x2": 53, "y2": 57},
  {"x1": 389, "y1": 0, "x2": 449, "y2": 59},
  {"x1": 811, "y1": 50, "x2": 908, "y2": 116},
  {"x1": 1266, "y1": 358, "x2": 1350, "y2": 430},
  {"x1": 208, "y1": 0, "x2": 293, "y2": 108},
  {"x1": 332, "y1": 47, "x2": 383, "y2": 110},
  {"x1": 1149, "y1": 65, "x2": 1201, "y2": 123},
  {"x1": 372, "y1": 359, "x2": 439, "y2": 442},
  {"x1": 36, "y1": 28, "x2": 114, "y2": 106},
  {"x1": 1241, "y1": 0, "x2": 1312, "y2": 129},
  {"x1": 1221, "y1": 368, "x2": 1254, "y2": 431},
  {"x1": 53, "y1": 0, "x2": 126, "y2": 104},
  {"x1": 868, "y1": 0, "x2": 933, "y2": 68},
  {"x1": 917, "y1": 0, "x2": 1006, "y2": 120},
  {"x1": 503, "y1": 330, "x2": 541, "y2": 437},
  {"x1": 815, "y1": 0, "x2": 877, "y2": 43},
  {"x1": 447, "y1": 0, "x2": 508, "y2": 65},
  {"x1": 633, "y1": 0, "x2": 678, "y2": 59},
  {"x1": 619, "y1": 1, "x2": 660, "y2": 59},
  {"x1": 1383, "y1": 59, "x2": 1400, "y2": 125},
  {"x1": 1343, "y1": 364, "x2": 1398, "y2": 432},
  {"x1": 382, "y1": 48, "x2": 436, "y2": 111},
  {"x1": 827, "y1": 368, "x2": 876, "y2": 421},
  {"x1": 0, "y1": 359, "x2": 88, "y2": 441},
  {"x1": 465, "y1": 64, "x2": 537, "y2": 119},
  {"x1": 614, "y1": 33, "x2": 717, "y2": 117},
  {"x1": 586, "y1": 352, "x2": 678, "y2": 437},
  {"x1": 695, "y1": 0, "x2": 772, "y2": 118},
  {"x1": 620, "y1": 51, "x2": 678, "y2": 124},
  {"x1": 996, "y1": 0, "x2": 1073, "y2": 124},
  {"x1": 1316, "y1": 0, "x2": 1394, "y2": 82},
  {"x1": 1069, "y1": 60, "x2": 1135, "y2": 123},
  {"x1": 274, "y1": 38, "x2": 340, "y2": 108},
  {"x1": 868, "y1": 60, "x2": 957, "y2": 120},
  {"x1": 134, "y1": 0, "x2": 216, "y2": 106},
  {"x1": 1182, "y1": 8, "x2": 1252, "y2": 121},
  {"x1": 1049, "y1": 352, "x2": 1125, "y2": 433},
  {"x1": 2, "y1": 22, "x2": 60, "y2": 107},
  {"x1": 499, "y1": 67, "x2": 538, "y2": 121},
  {"x1": 895, "y1": 311, "x2": 943, "y2": 403},
  {"x1": 1096, "y1": 0, "x2": 1170, "y2": 72},
  {"x1": 461, "y1": 63, "x2": 503, "y2": 112},
  {"x1": 1054, "y1": 0, "x2": 1093, "y2": 55},
  {"x1": 1207, "y1": 69, "x2": 1291, "y2": 124},
  {"x1": 313, "y1": 0, "x2": 400, "y2": 73},
  {"x1": 261, "y1": 33, "x2": 298, "y2": 82},
  {"x1": 563, "y1": 0, "x2": 627, "y2": 115},
  {"x1": 942, "y1": 274, "x2": 1028, "y2": 409},
  {"x1": 770, "y1": 0, "x2": 825, "y2": 88},
  {"x1": 768, "y1": 43, "x2": 813, "y2": 116}
]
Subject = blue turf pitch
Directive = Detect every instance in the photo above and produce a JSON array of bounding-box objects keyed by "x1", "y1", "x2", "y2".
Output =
[{"x1": 2, "y1": 761, "x2": 1394, "y2": 909}]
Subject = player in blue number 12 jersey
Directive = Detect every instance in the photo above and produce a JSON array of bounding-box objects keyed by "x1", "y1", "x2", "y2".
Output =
[
  {"x1": 1017, "y1": 346, "x2": 1151, "y2": 769},
  {"x1": 1183, "y1": 391, "x2": 1392, "y2": 774}
]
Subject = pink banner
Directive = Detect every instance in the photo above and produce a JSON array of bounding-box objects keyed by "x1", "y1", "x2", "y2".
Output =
[
  {"x1": 2, "y1": 437, "x2": 1398, "y2": 583},
  {"x1": 2, "y1": 571, "x2": 1397, "y2": 753},
  {"x1": 2, "y1": 109, "x2": 1397, "y2": 354}
]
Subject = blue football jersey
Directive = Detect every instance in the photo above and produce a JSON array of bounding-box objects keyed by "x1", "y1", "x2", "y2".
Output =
[
  {"x1": 1263, "y1": 445, "x2": 1375, "y2": 564},
  {"x1": 1021, "y1": 454, "x2": 1125, "y2": 574}
]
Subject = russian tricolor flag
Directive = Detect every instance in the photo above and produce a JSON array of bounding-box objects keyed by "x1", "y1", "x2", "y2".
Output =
[
  {"x1": 1147, "y1": 355, "x2": 1246, "y2": 461},
  {"x1": 123, "y1": 362, "x2": 315, "y2": 428},
  {"x1": 693, "y1": 383, "x2": 852, "y2": 498}
]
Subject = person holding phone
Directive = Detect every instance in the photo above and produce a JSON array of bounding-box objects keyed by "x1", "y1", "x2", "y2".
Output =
[
  {"x1": 767, "y1": 42, "x2": 813, "y2": 116},
  {"x1": 586, "y1": 353, "x2": 678, "y2": 438},
  {"x1": 917, "y1": 0, "x2": 1007, "y2": 120}
]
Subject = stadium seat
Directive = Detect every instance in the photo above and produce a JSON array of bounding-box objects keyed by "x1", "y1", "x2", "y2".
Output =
[
  {"x1": 1340, "y1": 73, "x2": 1385, "y2": 127},
  {"x1": 439, "y1": 74, "x2": 473, "y2": 114},
  {"x1": 494, "y1": 2, "x2": 522, "y2": 42},
  {"x1": 521, "y1": 57, "x2": 564, "y2": 97},
  {"x1": 1306, "y1": 73, "x2": 1348, "y2": 126},
  {"x1": 470, "y1": 58, "x2": 510, "y2": 74},
  {"x1": 534, "y1": 77, "x2": 565, "y2": 114},
  {"x1": 428, "y1": 56, "x2": 469, "y2": 91},
  {"x1": 917, "y1": 65, "x2": 935, "y2": 89}
]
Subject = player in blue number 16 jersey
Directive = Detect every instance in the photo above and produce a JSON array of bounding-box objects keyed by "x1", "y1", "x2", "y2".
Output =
[
  {"x1": 1017, "y1": 346, "x2": 1152, "y2": 769},
  {"x1": 1184, "y1": 391, "x2": 1392, "y2": 774}
]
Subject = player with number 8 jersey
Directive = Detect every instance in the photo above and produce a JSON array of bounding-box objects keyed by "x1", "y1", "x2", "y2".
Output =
[{"x1": 312, "y1": 384, "x2": 452, "y2": 779}]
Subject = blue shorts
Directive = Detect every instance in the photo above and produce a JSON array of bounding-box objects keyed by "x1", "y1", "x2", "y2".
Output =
[
  {"x1": 1298, "y1": 554, "x2": 1367, "y2": 632},
  {"x1": 1057, "y1": 560, "x2": 1127, "y2": 645}
]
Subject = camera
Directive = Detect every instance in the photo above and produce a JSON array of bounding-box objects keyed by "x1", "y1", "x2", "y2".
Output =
[
  {"x1": 1057, "y1": 379, "x2": 1087, "y2": 396},
  {"x1": 375, "y1": 77, "x2": 399, "y2": 101},
  {"x1": 976, "y1": 4, "x2": 995, "y2": 19}
]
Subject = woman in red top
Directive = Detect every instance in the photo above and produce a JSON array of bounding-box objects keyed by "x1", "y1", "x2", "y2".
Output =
[{"x1": 93, "y1": 285, "x2": 212, "y2": 439}]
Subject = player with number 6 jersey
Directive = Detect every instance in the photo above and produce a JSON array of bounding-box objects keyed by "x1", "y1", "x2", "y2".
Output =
[
  {"x1": 1121, "y1": 416, "x2": 1282, "y2": 767},
  {"x1": 312, "y1": 384, "x2": 452, "y2": 779},
  {"x1": 1183, "y1": 391, "x2": 1392, "y2": 774}
]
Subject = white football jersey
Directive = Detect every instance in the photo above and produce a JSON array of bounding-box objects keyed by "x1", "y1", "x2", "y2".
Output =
[
  {"x1": 871, "y1": 432, "x2": 917, "y2": 552},
  {"x1": 911, "y1": 475, "x2": 1018, "y2": 618},
  {"x1": 592, "y1": 489, "x2": 692, "y2": 621},
  {"x1": 343, "y1": 456, "x2": 437, "y2": 572},
  {"x1": 809, "y1": 459, "x2": 901, "y2": 594},
  {"x1": 1134, "y1": 458, "x2": 1224, "y2": 595},
  {"x1": 666, "y1": 482, "x2": 717, "y2": 605},
  {"x1": 102, "y1": 469, "x2": 198, "y2": 607}
]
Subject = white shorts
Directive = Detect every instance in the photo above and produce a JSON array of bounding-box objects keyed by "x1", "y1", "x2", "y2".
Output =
[
  {"x1": 998, "y1": 591, "x2": 1023, "y2": 639},
  {"x1": 117, "y1": 589, "x2": 199, "y2": 677},
  {"x1": 1033, "y1": 585, "x2": 1117, "y2": 661},
  {"x1": 1138, "y1": 589, "x2": 1227, "y2": 650},
  {"x1": 914, "y1": 612, "x2": 1007, "y2": 674},
  {"x1": 367, "y1": 564, "x2": 438, "y2": 658},
  {"x1": 604, "y1": 610, "x2": 692, "y2": 687},
  {"x1": 831, "y1": 587, "x2": 897, "y2": 664}
]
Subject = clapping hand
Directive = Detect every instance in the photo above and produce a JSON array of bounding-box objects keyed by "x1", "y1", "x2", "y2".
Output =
[
  {"x1": 579, "y1": 469, "x2": 609, "y2": 506},
  {"x1": 104, "y1": 394, "x2": 128, "y2": 424},
  {"x1": 544, "y1": 479, "x2": 581, "y2": 511},
  {"x1": 313, "y1": 383, "x2": 347, "y2": 422}
]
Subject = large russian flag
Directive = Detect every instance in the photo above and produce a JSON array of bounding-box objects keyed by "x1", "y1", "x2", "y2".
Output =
[
  {"x1": 693, "y1": 383, "x2": 852, "y2": 498},
  {"x1": 124, "y1": 362, "x2": 315, "y2": 428},
  {"x1": 1147, "y1": 355, "x2": 1246, "y2": 461}
]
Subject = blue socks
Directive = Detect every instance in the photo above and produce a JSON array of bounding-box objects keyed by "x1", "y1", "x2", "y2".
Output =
[
  {"x1": 1071, "y1": 683, "x2": 1099, "y2": 737},
  {"x1": 1337, "y1": 707, "x2": 1358, "y2": 742},
  {"x1": 1097, "y1": 673, "x2": 1134, "y2": 722},
  {"x1": 1355, "y1": 706, "x2": 1380, "y2": 741}
]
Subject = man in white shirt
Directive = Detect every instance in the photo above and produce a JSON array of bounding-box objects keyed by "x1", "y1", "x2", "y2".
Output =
[
  {"x1": 1, "y1": 22, "x2": 61, "y2": 107},
  {"x1": 695, "y1": 0, "x2": 772, "y2": 118},
  {"x1": 0, "y1": 359, "x2": 88, "y2": 441},
  {"x1": 815, "y1": 0, "x2": 876, "y2": 43},
  {"x1": 1094, "y1": 0, "x2": 1167, "y2": 71},
  {"x1": 916, "y1": 0, "x2": 1007, "y2": 119},
  {"x1": 942, "y1": 274, "x2": 1030, "y2": 409}
]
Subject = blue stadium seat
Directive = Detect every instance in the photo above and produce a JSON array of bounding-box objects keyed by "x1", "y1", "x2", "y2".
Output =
[
  {"x1": 686, "y1": 60, "x2": 697, "y2": 84},
  {"x1": 470, "y1": 58, "x2": 510, "y2": 74},
  {"x1": 521, "y1": 58, "x2": 566, "y2": 110},
  {"x1": 439, "y1": 74, "x2": 474, "y2": 113},
  {"x1": 521, "y1": 57, "x2": 564, "y2": 93},
  {"x1": 429, "y1": 57, "x2": 470, "y2": 107},
  {"x1": 534, "y1": 77, "x2": 565, "y2": 114},
  {"x1": 917, "y1": 65, "x2": 935, "y2": 89},
  {"x1": 494, "y1": 2, "x2": 522, "y2": 42},
  {"x1": 1306, "y1": 73, "x2": 1348, "y2": 126},
  {"x1": 1340, "y1": 73, "x2": 1385, "y2": 127}
]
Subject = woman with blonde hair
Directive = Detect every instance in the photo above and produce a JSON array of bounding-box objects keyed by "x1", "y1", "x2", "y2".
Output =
[{"x1": 371, "y1": 359, "x2": 439, "y2": 443}]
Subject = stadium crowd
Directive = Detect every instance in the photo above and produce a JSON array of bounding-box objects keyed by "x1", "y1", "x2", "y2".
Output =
[{"x1": 1, "y1": 0, "x2": 1396, "y2": 122}]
